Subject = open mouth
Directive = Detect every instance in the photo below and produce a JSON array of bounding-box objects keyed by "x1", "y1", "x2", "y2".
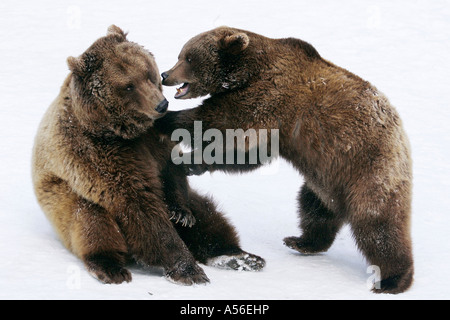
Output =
[{"x1": 175, "y1": 83, "x2": 190, "y2": 99}]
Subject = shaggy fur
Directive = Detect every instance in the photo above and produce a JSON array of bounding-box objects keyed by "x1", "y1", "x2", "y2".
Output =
[
  {"x1": 32, "y1": 25, "x2": 264, "y2": 285},
  {"x1": 156, "y1": 26, "x2": 414, "y2": 293}
]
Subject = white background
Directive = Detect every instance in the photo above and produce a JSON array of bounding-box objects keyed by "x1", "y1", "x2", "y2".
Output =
[{"x1": 0, "y1": 0, "x2": 449, "y2": 300}]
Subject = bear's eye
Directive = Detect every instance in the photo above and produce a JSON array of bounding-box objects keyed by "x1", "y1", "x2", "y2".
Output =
[
  {"x1": 186, "y1": 57, "x2": 192, "y2": 63},
  {"x1": 125, "y1": 84, "x2": 135, "y2": 92}
]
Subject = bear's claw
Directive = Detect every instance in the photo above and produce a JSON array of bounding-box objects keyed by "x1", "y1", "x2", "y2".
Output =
[{"x1": 169, "y1": 206, "x2": 196, "y2": 227}]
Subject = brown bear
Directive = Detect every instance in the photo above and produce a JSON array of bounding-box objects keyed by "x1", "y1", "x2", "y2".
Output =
[
  {"x1": 32, "y1": 25, "x2": 264, "y2": 285},
  {"x1": 156, "y1": 26, "x2": 414, "y2": 293}
]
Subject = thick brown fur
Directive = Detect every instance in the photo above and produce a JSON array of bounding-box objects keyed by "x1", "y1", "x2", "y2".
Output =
[
  {"x1": 156, "y1": 26, "x2": 414, "y2": 293},
  {"x1": 32, "y1": 25, "x2": 264, "y2": 285}
]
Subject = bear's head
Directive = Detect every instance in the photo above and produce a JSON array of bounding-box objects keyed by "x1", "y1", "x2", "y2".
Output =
[
  {"x1": 161, "y1": 26, "x2": 262, "y2": 100},
  {"x1": 67, "y1": 25, "x2": 168, "y2": 139}
]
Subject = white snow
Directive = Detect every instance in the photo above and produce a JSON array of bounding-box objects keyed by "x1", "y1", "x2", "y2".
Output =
[{"x1": 1, "y1": 0, "x2": 450, "y2": 300}]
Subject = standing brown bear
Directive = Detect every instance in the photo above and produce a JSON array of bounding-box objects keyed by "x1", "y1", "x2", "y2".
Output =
[
  {"x1": 32, "y1": 25, "x2": 264, "y2": 285},
  {"x1": 156, "y1": 26, "x2": 414, "y2": 293}
]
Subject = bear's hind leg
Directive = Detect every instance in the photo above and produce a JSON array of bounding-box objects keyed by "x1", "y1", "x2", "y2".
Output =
[
  {"x1": 350, "y1": 195, "x2": 413, "y2": 294},
  {"x1": 175, "y1": 190, "x2": 265, "y2": 271},
  {"x1": 351, "y1": 217, "x2": 414, "y2": 294},
  {"x1": 72, "y1": 199, "x2": 131, "y2": 284},
  {"x1": 284, "y1": 184, "x2": 345, "y2": 254}
]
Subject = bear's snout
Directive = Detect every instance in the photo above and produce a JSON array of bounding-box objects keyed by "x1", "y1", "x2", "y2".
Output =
[
  {"x1": 161, "y1": 71, "x2": 177, "y2": 86},
  {"x1": 161, "y1": 71, "x2": 174, "y2": 86},
  {"x1": 155, "y1": 98, "x2": 169, "y2": 114},
  {"x1": 161, "y1": 72, "x2": 169, "y2": 82},
  {"x1": 160, "y1": 59, "x2": 188, "y2": 87}
]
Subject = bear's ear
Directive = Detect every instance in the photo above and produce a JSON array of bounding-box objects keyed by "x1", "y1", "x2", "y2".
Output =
[
  {"x1": 107, "y1": 25, "x2": 127, "y2": 41},
  {"x1": 219, "y1": 32, "x2": 250, "y2": 55},
  {"x1": 67, "y1": 56, "x2": 85, "y2": 76},
  {"x1": 67, "y1": 54, "x2": 99, "y2": 77}
]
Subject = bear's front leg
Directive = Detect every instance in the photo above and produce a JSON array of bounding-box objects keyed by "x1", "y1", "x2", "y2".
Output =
[
  {"x1": 181, "y1": 148, "x2": 264, "y2": 176},
  {"x1": 83, "y1": 252, "x2": 132, "y2": 284},
  {"x1": 164, "y1": 260, "x2": 210, "y2": 285},
  {"x1": 160, "y1": 163, "x2": 196, "y2": 227},
  {"x1": 117, "y1": 196, "x2": 209, "y2": 285},
  {"x1": 73, "y1": 199, "x2": 131, "y2": 284}
]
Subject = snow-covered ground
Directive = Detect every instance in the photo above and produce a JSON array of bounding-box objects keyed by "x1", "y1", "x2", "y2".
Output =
[{"x1": 1, "y1": 0, "x2": 449, "y2": 300}]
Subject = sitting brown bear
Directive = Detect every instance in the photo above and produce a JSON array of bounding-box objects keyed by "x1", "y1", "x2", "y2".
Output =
[
  {"x1": 156, "y1": 26, "x2": 414, "y2": 293},
  {"x1": 32, "y1": 25, "x2": 264, "y2": 285}
]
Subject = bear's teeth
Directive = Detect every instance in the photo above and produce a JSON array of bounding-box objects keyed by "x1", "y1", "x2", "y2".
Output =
[{"x1": 175, "y1": 83, "x2": 189, "y2": 98}]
